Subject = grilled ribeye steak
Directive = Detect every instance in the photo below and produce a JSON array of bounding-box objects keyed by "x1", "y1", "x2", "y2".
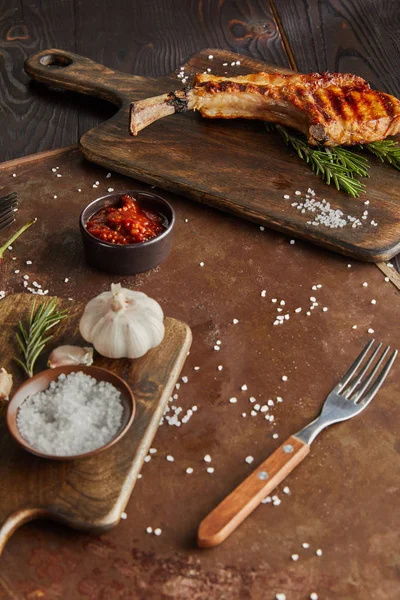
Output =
[{"x1": 130, "y1": 71, "x2": 400, "y2": 146}]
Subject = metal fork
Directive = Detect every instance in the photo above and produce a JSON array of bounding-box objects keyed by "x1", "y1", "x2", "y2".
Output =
[
  {"x1": 198, "y1": 340, "x2": 397, "y2": 548},
  {"x1": 0, "y1": 192, "x2": 18, "y2": 232}
]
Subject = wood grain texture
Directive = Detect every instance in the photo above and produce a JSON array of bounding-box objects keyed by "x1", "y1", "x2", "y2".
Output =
[
  {"x1": 24, "y1": 47, "x2": 400, "y2": 262},
  {"x1": 272, "y1": 0, "x2": 400, "y2": 96},
  {"x1": 0, "y1": 293, "x2": 192, "y2": 555},
  {"x1": 0, "y1": 0, "x2": 288, "y2": 161},
  {"x1": 198, "y1": 436, "x2": 310, "y2": 547}
]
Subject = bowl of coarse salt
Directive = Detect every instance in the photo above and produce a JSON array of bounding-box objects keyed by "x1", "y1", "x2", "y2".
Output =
[{"x1": 6, "y1": 365, "x2": 135, "y2": 460}]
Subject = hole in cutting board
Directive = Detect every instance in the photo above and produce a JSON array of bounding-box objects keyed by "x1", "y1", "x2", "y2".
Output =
[{"x1": 40, "y1": 54, "x2": 73, "y2": 68}]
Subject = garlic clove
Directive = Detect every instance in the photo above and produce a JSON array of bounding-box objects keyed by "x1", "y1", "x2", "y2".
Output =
[
  {"x1": 48, "y1": 345, "x2": 94, "y2": 369},
  {"x1": 0, "y1": 368, "x2": 13, "y2": 400}
]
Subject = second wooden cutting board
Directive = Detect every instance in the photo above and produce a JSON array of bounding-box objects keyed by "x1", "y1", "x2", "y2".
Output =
[{"x1": 25, "y1": 48, "x2": 400, "y2": 261}]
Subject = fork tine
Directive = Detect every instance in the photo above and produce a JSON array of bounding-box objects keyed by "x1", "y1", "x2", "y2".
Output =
[
  {"x1": 336, "y1": 339, "x2": 375, "y2": 391},
  {"x1": 356, "y1": 349, "x2": 398, "y2": 406},
  {"x1": 0, "y1": 203, "x2": 18, "y2": 220},
  {"x1": 0, "y1": 192, "x2": 17, "y2": 207},
  {"x1": 342, "y1": 342, "x2": 382, "y2": 398},
  {"x1": 0, "y1": 213, "x2": 15, "y2": 231},
  {"x1": 350, "y1": 345, "x2": 390, "y2": 402}
]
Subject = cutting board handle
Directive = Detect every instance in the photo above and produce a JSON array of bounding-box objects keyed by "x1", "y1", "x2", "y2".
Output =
[{"x1": 25, "y1": 48, "x2": 145, "y2": 107}]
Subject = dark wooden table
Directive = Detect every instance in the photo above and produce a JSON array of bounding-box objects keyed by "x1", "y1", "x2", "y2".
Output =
[{"x1": 1, "y1": 2, "x2": 400, "y2": 599}]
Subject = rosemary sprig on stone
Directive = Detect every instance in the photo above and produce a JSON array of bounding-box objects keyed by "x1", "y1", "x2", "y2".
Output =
[
  {"x1": 265, "y1": 123, "x2": 369, "y2": 197},
  {"x1": 15, "y1": 299, "x2": 68, "y2": 378}
]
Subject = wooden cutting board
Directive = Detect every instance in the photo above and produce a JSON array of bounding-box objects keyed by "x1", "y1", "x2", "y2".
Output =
[
  {"x1": 0, "y1": 293, "x2": 191, "y2": 555},
  {"x1": 24, "y1": 48, "x2": 400, "y2": 262}
]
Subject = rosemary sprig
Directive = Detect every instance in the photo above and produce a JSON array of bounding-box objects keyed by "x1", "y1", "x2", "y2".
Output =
[
  {"x1": 265, "y1": 123, "x2": 369, "y2": 197},
  {"x1": 361, "y1": 140, "x2": 400, "y2": 171},
  {"x1": 14, "y1": 298, "x2": 68, "y2": 378}
]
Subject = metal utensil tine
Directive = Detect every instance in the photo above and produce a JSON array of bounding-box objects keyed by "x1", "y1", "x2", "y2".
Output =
[
  {"x1": 342, "y1": 342, "x2": 382, "y2": 398},
  {"x1": 0, "y1": 213, "x2": 15, "y2": 231},
  {"x1": 350, "y1": 346, "x2": 390, "y2": 402},
  {"x1": 335, "y1": 339, "x2": 375, "y2": 392},
  {"x1": 0, "y1": 192, "x2": 17, "y2": 211},
  {"x1": 357, "y1": 349, "x2": 398, "y2": 406}
]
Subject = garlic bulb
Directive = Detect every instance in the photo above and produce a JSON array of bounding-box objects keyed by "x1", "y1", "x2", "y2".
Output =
[
  {"x1": 48, "y1": 345, "x2": 94, "y2": 369},
  {"x1": 79, "y1": 283, "x2": 165, "y2": 359},
  {"x1": 0, "y1": 368, "x2": 13, "y2": 400}
]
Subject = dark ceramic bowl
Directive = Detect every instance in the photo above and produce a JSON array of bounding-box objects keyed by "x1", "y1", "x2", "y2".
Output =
[
  {"x1": 6, "y1": 365, "x2": 136, "y2": 461},
  {"x1": 80, "y1": 190, "x2": 175, "y2": 275}
]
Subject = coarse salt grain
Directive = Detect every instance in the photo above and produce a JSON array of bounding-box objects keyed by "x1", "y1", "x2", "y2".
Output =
[
  {"x1": 16, "y1": 372, "x2": 123, "y2": 455},
  {"x1": 384, "y1": 277, "x2": 390, "y2": 282},
  {"x1": 261, "y1": 290, "x2": 267, "y2": 297},
  {"x1": 363, "y1": 282, "x2": 368, "y2": 287},
  {"x1": 282, "y1": 375, "x2": 288, "y2": 381},
  {"x1": 275, "y1": 594, "x2": 286, "y2": 600},
  {"x1": 199, "y1": 261, "x2": 204, "y2": 267},
  {"x1": 316, "y1": 549, "x2": 323, "y2": 556},
  {"x1": 283, "y1": 486, "x2": 290, "y2": 494},
  {"x1": 208, "y1": 54, "x2": 213, "y2": 59},
  {"x1": 371, "y1": 299, "x2": 376, "y2": 304},
  {"x1": 272, "y1": 433, "x2": 279, "y2": 439},
  {"x1": 154, "y1": 528, "x2": 162, "y2": 536},
  {"x1": 121, "y1": 512, "x2": 127, "y2": 520},
  {"x1": 310, "y1": 594, "x2": 318, "y2": 600},
  {"x1": 290, "y1": 239, "x2": 295, "y2": 244},
  {"x1": 241, "y1": 384, "x2": 248, "y2": 391},
  {"x1": 260, "y1": 226, "x2": 265, "y2": 231},
  {"x1": 186, "y1": 467, "x2": 193, "y2": 474},
  {"x1": 182, "y1": 376, "x2": 188, "y2": 383},
  {"x1": 204, "y1": 454, "x2": 212, "y2": 463},
  {"x1": 149, "y1": 448, "x2": 157, "y2": 454},
  {"x1": 352, "y1": 325, "x2": 357, "y2": 329},
  {"x1": 233, "y1": 318, "x2": 239, "y2": 324},
  {"x1": 214, "y1": 345, "x2": 220, "y2": 351},
  {"x1": 207, "y1": 467, "x2": 214, "y2": 473},
  {"x1": 302, "y1": 542, "x2": 310, "y2": 548},
  {"x1": 291, "y1": 554, "x2": 299, "y2": 561},
  {"x1": 144, "y1": 455, "x2": 151, "y2": 462},
  {"x1": 166, "y1": 455, "x2": 174, "y2": 462},
  {"x1": 218, "y1": 365, "x2": 223, "y2": 371},
  {"x1": 245, "y1": 455, "x2": 254, "y2": 464},
  {"x1": 229, "y1": 397, "x2": 237, "y2": 404},
  {"x1": 368, "y1": 328, "x2": 374, "y2": 334}
]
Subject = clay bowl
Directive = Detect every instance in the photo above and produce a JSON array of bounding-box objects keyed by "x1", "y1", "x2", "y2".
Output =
[
  {"x1": 80, "y1": 190, "x2": 175, "y2": 275},
  {"x1": 6, "y1": 365, "x2": 135, "y2": 461}
]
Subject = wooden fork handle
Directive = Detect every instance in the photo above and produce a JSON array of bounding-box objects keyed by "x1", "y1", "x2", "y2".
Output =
[{"x1": 197, "y1": 436, "x2": 310, "y2": 548}]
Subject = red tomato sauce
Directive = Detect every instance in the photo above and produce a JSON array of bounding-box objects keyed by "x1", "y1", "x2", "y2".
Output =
[{"x1": 86, "y1": 194, "x2": 166, "y2": 244}]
